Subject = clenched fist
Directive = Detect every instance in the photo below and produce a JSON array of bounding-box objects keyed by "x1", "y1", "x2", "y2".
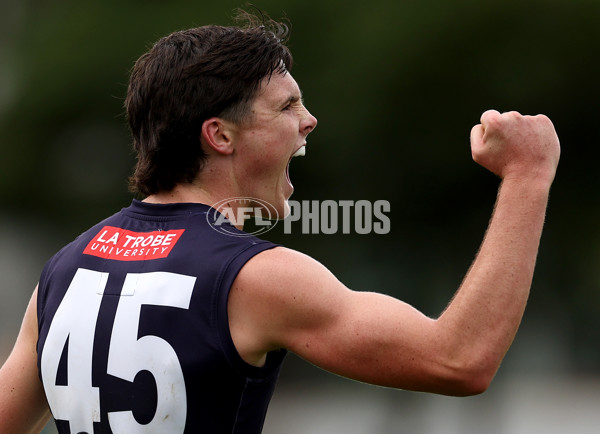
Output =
[{"x1": 470, "y1": 110, "x2": 560, "y2": 185}]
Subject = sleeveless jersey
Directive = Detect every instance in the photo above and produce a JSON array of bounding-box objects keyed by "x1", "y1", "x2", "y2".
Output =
[{"x1": 36, "y1": 200, "x2": 285, "y2": 434}]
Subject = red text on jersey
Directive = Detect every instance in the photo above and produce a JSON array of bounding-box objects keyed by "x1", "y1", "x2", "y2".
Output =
[{"x1": 83, "y1": 226, "x2": 185, "y2": 261}]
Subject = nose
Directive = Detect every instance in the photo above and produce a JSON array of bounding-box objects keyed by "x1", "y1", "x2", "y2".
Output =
[{"x1": 301, "y1": 108, "x2": 318, "y2": 136}]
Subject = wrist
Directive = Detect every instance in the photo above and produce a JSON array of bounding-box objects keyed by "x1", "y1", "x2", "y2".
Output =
[
  {"x1": 497, "y1": 176, "x2": 552, "y2": 208},
  {"x1": 501, "y1": 165, "x2": 556, "y2": 192}
]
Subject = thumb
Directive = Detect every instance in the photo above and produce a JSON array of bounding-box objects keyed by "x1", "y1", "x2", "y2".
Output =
[
  {"x1": 480, "y1": 109, "x2": 501, "y2": 126},
  {"x1": 470, "y1": 123, "x2": 485, "y2": 158}
]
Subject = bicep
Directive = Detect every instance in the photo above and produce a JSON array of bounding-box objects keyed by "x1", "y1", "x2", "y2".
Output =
[
  {"x1": 0, "y1": 287, "x2": 50, "y2": 433},
  {"x1": 232, "y1": 248, "x2": 448, "y2": 391},
  {"x1": 283, "y1": 288, "x2": 442, "y2": 390}
]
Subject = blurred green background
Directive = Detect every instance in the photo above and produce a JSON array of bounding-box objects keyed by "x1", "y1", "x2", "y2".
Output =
[{"x1": 1, "y1": 0, "x2": 599, "y2": 432}]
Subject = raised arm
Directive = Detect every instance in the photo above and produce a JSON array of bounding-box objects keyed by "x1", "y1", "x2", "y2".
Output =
[
  {"x1": 433, "y1": 110, "x2": 560, "y2": 390},
  {"x1": 0, "y1": 287, "x2": 51, "y2": 433},
  {"x1": 228, "y1": 110, "x2": 560, "y2": 395}
]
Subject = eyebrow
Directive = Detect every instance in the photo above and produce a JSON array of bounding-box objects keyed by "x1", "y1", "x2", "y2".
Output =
[{"x1": 282, "y1": 93, "x2": 304, "y2": 107}]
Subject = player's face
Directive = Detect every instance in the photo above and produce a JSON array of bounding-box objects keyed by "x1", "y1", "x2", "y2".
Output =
[{"x1": 231, "y1": 72, "x2": 317, "y2": 217}]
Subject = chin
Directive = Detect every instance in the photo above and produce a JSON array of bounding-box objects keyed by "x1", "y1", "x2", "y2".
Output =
[
  {"x1": 254, "y1": 195, "x2": 288, "y2": 221},
  {"x1": 276, "y1": 184, "x2": 294, "y2": 219},
  {"x1": 281, "y1": 199, "x2": 292, "y2": 219}
]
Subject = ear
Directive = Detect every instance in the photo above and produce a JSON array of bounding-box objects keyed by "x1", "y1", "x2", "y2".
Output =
[{"x1": 201, "y1": 117, "x2": 234, "y2": 155}]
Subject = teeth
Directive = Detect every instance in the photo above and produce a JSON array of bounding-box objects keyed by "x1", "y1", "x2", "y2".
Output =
[{"x1": 292, "y1": 146, "x2": 306, "y2": 157}]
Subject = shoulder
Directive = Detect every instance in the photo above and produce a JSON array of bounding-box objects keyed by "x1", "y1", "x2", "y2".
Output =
[
  {"x1": 235, "y1": 246, "x2": 345, "y2": 296},
  {"x1": 228, "y1": 246, "x2": 352, "y2": 355}
]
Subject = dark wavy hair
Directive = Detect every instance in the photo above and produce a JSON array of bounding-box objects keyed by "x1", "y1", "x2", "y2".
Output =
[{"x1": 125, "y1": 11, "x2": 292, "y2": 196}]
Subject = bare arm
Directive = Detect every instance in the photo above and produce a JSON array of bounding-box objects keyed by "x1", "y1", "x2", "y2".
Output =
[
  {"x1": 430, "y1": 110, "x2": 560, "y2": 390},
  {"x1": 229, "y1": 110, "x2": 560, "y2": 395},
  {"x1": 0, "y1": 287, "x2": 51, "y2": 433}
]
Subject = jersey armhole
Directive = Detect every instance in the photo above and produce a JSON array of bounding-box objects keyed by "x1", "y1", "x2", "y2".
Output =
[{"x1": 213, "y1": 241, "x2": 286, "y2": 380}]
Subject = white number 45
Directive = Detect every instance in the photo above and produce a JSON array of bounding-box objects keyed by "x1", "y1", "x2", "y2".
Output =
[{"x1": 41, "y1": 268, "x2": 195, "y2": 434}]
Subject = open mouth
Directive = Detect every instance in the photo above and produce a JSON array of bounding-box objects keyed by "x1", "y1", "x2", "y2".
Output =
[
  {"x1": 291, "y1": 146, "x2": 306, "y2": 158},
  {"x1": 286, "y1": 145, "x2": 306, "y2": 187}
]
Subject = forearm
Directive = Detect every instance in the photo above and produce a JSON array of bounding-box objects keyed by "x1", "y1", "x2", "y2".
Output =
[
  {"x1": 437, "y1": 177, "x2": 551, "y2": 381},
  {"x1": 0, "y1": 289, "x2": 50, "y2": 433},
  {"x1": 0, "y1": 367, "x2": 50, "y2": 434}
]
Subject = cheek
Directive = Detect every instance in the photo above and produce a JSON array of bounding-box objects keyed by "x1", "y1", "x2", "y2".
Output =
[
  {"x1": 257, "y1": 125, "x2": 295, "y2": 159},
  {"x1": 239, "y1": 120, "x2": 296, "y2": 177},
  {"x1": 241, "y1": 145, "x2": 287, "y2": 181}
]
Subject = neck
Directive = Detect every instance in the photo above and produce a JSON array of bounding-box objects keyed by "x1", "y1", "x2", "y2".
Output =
[
  {"x1": 143, "y1": 183, "x2": 216, "y2": 206},
  {"x1": 143, "y1": 183, "x2": 252, "y2": 230}
]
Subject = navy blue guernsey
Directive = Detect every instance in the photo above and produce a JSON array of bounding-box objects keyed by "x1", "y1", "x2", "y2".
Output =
[{"x1": 36, "y1": 200, "x2": 285, "y2": 434}]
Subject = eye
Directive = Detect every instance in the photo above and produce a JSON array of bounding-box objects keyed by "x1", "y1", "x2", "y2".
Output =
[{"x1": 282, "y1": 96, "x2": 301, "y2": 112}]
